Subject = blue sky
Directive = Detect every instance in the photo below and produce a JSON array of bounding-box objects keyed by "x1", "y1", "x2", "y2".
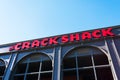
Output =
[{"x1": 0, "y1": 0, "x2": 120, "y2": 45}]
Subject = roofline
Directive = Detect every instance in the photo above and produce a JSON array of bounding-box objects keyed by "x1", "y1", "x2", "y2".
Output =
[{"x1": 0, "y1": 25, "x2": 120, "y2": 47}]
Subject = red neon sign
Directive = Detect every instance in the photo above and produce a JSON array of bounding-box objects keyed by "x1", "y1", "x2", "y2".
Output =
[{"x1": 9, "y1": 28, "x2": 115, "y2": 51}]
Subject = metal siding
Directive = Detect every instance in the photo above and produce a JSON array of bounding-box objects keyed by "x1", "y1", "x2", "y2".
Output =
[
  {"x1": 105, "y1": 39, "x2": 120, "y2": 80},
  {"x1": 113, "y1": 38, "x2": 120, "y2": 57}
]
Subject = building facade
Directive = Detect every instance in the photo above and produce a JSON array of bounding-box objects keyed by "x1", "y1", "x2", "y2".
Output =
[{"x1": 0, "y1": 25, "x2": 120, "y2": 80}]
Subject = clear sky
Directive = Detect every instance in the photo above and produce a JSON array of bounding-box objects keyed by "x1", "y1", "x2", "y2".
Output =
[{"x1": 0, "y1": 0, "x2": 120, "y2": 45}]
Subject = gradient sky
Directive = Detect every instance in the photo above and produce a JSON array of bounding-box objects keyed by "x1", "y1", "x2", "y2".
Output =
[{"x1": 0, "y1": 0, "x2": 120, "y2": 45}]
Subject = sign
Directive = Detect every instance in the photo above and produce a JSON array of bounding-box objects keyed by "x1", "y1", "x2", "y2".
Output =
[{"x1": 9, "y1": 28, "x2": 115, "y2": 51}]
